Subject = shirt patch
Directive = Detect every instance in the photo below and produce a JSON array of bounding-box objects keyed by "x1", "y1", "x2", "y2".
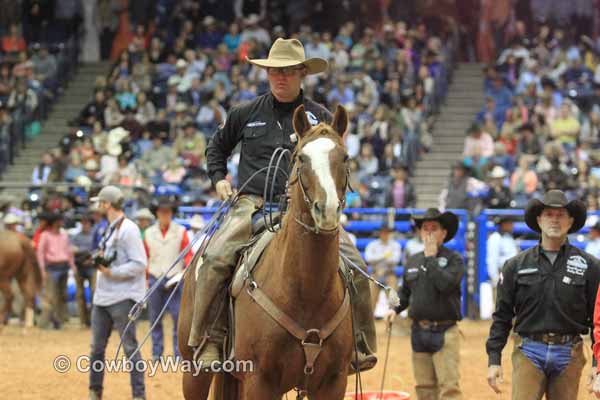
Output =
[
  {"x1": 407, "y1": 267, "x2": 419, "y2": 274},
  {"x1": 246, "y1": 121, "x2": 267, "y2": 127},
  {"x1": 305, "y1": 111, "x2": 319, "y2": 126},
  {"x1": 438, "y1": 257, "x2": 448, "y2": 268},
  {"x1": 566, "y1": 255, "x2": 588, "y2": 276},
  {"x1": 562, "y1": 275, "x2": 572, "y2": 284}
]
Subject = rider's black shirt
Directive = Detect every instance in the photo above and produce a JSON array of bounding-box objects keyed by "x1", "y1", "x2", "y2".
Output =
[{"x1": 206, "y1": 91, "x2": 332, "y2": 197}]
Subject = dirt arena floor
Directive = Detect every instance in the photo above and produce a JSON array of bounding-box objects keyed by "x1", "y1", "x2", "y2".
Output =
[{"x1": 0, "y1": 318, "x2": 596, "y2": 399}]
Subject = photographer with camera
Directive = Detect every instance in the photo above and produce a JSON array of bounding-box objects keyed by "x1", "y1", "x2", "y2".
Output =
[{"x1": 88, "y1": 185, "x2": 147, "y2": 400}]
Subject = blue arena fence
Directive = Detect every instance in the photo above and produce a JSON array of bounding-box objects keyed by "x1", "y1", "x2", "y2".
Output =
[{"x1": 176, "y1": 207, "x2": 470, "y2": 316}]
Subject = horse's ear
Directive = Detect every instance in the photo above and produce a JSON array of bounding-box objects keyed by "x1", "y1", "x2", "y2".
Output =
[
  {"x1": 293, "y1": 105, "x2": 311, "y2": 138},
  {"x1": 331, "y1": 105, "x2": 348, "y2": 137}
]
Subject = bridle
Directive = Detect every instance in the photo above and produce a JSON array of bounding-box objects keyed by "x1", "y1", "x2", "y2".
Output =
[{"x1": 290, "y1": 151, "x2": 351, "y2": 235}]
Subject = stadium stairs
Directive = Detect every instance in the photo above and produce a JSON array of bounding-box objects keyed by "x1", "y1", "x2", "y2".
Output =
[
  {"x1": 415, "y1": 62, "x2": 485, "y2": 209},
  {"x1": 0, "y1": 62, "x2": 111, "y2": 199}
]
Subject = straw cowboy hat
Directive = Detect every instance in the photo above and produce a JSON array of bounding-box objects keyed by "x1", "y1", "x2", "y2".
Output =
[
  {"x1": 3, "y1": 213, "x2": 21, "y2": 225},
  {"x1": 524, "y1": 190, "x2": 587, "y2": 234},
  {"x1": 412, "y1": 208, "x2": 459, "y2": 243},
  {"x1": 134, "y1": 208, "x2": 155, "y2": 221},
  {"x1": 246, "y1": 38, "x2": 328, "y2": 75},
  {"x1": 189, "y1": 214, "x2": 205, "y2": 230},
  {"x1": 489, "y1": 165, "x2": 507, "y2": 179}
]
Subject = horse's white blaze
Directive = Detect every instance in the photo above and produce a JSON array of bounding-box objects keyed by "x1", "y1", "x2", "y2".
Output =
[{"x1": 302, "y1": 138, "x2": 339, "y2": 214}]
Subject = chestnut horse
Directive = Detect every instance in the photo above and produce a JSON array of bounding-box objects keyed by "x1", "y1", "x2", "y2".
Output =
[
  {"x1": 178, "y1": 105, "x2": 354, "y2": 399},
  {"x1": 0, "y1": 230, "x2": 41, "y2": 328}
]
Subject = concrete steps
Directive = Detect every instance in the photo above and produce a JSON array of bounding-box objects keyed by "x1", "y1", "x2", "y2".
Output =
[{"x1": 414, "y1": 62, "x2": 485, "y2": 209}]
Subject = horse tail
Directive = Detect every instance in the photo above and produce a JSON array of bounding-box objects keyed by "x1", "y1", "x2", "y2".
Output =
[
  {"x1": 19, "y1": 237, "x2": 41, "y2": 290},
  {"x1": 211, "y1": 373, "x2": 240, "y2": 400}
]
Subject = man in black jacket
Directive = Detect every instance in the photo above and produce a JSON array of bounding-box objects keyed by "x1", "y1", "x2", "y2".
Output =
[
  {"x1": 486, "y1": 190, "x2": 600, "y2": 399},
  {"x1": 187, "y1": 38, "x2": 377, "y2": 372},
  {"x1": 385, "y1": 208, "x2": 465, "y2": 400}
]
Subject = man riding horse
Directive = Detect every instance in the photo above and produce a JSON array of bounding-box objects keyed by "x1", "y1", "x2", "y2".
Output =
[{"x1": 187, "y1": 38, "x2": 377, "y2": 372}]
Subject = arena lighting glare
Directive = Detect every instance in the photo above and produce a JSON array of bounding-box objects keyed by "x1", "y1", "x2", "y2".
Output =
[{"x1": 76, "y1": 130, "x2": 84, "y2": 137}]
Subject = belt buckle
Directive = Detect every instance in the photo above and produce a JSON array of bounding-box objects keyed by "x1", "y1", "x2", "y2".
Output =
[{"x1": 419, "y1": 320, "x2": 432, "y2": 329}]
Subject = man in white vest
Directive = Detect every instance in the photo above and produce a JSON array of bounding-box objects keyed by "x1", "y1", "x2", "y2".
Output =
[{"x1": 144, "y1": 197, "x2": 192, "y2": 360}]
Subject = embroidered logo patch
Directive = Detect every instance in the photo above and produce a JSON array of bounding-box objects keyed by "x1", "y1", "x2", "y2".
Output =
[
  {"x1": 566, "y1": 255, "x2": 588, "y2": 276},
  {"x1": 562, "y1": 276, "x2": 572, "y2": 284},
  {"x1": 438, "y1": 257, "x2": 448, "y2": 268}
]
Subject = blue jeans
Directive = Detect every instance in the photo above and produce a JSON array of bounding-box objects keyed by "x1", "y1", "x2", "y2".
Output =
[
  {"x1": 519, "y1": 338, "x2": 573, "y2": 379},
  {"x1": 148, "y1": 275, "x2": 182, "y2": 359},
  {"x1": 89, "y1": 300, "x2": 145, "y2": 398}
]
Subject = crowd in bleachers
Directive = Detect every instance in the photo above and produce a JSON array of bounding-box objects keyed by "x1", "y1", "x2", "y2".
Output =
[
  {"x1": 24, "y1": 3, "x2": 459, "y2": 212},
  {"x1": 444, "y1": 22, "x2": 600, "y2": 212},
  {"x1": 0, "y1": 0, "x2": 81, "y2": 180}
]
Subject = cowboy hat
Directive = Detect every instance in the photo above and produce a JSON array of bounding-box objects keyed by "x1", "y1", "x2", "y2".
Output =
[
  {"x1": 107, "y1": 126, "x2": 130, "y2": 144},
  {"x1": 3, "y1": 213, "x2": 21, "y2": 225},
  {"x1": 106, "y1": 141, "x2": 123, "y2": 156},
  {"x1": 134, "y1": 208, "x2": 155, "y2": 221},
  {"x1": 246, "y1": 38, "x2": 328, "y2": 75},
  {"x1": 189, "y1": 214, "x2": 205, "y2": 230},
  {"x1": 524, "y1": 190, "x2": 587, "y2": 233},
  {"x1": 412, "y1": 208, "x2": 459, "y2": 243},
  {"x1": 489, "y1": 165, "x2": 507, "y2": 179},
  {"x1": 150, "y1": 197, "x2": 178, "y2": 216},
  {"x1": 84, "y1": 159, "x2": 99, "y2": 171}
]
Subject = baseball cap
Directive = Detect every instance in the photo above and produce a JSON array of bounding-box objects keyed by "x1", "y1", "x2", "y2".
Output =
[{"x1": 90, "y1": 185, "x2": 124, "y2": 205}]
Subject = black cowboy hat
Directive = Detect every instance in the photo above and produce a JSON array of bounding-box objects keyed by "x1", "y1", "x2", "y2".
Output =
[
  {"x1": 150, "y1": 197, "x2": 178, "y2": 216},
  {"x1": 524, "y1": 190, "x2": 587, "y2": 234},
  {"x1": 412, "y1": 208, "x2": 459, "y2": 243}
]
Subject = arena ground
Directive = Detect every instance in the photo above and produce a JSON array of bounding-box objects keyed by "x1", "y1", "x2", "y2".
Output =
[{"x1": 0, "y1": 319, "x2": 595, "y2": 399}]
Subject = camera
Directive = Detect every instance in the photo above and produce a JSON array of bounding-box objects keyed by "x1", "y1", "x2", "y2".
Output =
[{"x1": 92, "y1": 251, "x2": 117, "y2": 268}]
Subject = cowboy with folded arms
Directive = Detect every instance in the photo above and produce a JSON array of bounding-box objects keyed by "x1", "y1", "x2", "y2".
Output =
[
  {"x1": 385, "y1": 208, "x2": 465, "y2": 400},
  {"x1": 486, "y1": 189, "x2": 600, "y2": 399},
  {"x1": 187, "y1": 37, "x2": 377, "y2": 372}
]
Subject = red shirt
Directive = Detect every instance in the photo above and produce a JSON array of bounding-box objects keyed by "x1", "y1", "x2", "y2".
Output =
[
  {"x1": 2, "y1": 36, "x2": 26, "y2": 53},
  {"x1": 593, "y1": 284, "x2": 600, "y2": 370}
]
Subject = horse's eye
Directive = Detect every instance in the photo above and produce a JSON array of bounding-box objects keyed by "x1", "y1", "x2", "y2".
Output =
[{"x1": 343, "y1": 154, "x2": 349, "y2": 162}]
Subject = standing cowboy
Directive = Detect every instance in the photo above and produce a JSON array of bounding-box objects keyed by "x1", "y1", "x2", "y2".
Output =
[
  {"x1": 144, "y1": 197, "x2": 192, "y2": 360},
  {"x1": 385, "y1": 208, "x2": 465, "y2": 400},
  {"x1": 36, "y1": 212, "x2": 76, "y2": 329},
  {"x1": 486, "y1": 189, "x2": 600, "y2": 399},
  {"x1": 486, "y1": 215, "x2": 518, "y2": 308},
  {"x1": 70, "y1": 214, "x2": 96, "y2": 327},
  {"x1": 188, "y1": 37, "x2": 377, "y2": 372},
  {"x1": 134, "y1": 208, "x2": 154, "y2": 239}
]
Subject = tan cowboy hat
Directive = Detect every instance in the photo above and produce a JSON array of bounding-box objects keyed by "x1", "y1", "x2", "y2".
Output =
[
  {"x1": 189, "y1": 214, "x2": 205, "y2": 230},
  {"x1": 3, "y1": 213, "x2": 21, "y2": 225},
  {"x1": 524, "y1": 190, "x2": 587, "y2": 234},
  {"x1": 246, "y1": 38, "x2": 328, "y2": 75}
]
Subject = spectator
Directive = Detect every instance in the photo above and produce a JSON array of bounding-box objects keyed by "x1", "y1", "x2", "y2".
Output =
[
  {"x1": 365, "y1": 224, "x2": 402, "y2": 311},
  {"x1": 550, "y1": 102, "x2": 581, "y2": 148},
  {"x1": 173, "y1": 120, "x2": 206, "y2": 169},
  {"x1": 484, "y1": 166, "x2": 512, "y2": 209},
  {"x1": 32, "y1": 152, "x2": 54, "y2": 185},
  {"x1": 70, "y1": 214, "x2": 95, "y2": 327},
  {"x1": 585, "y1": 222, "x2": 600, "y2": 259},
  {"x1": 516, "y1": 123, "x2": 541, "y2": 156},
  {"x1": 486, "y1": 216, "x2": 518, "y2": 305},
  {"x1": 1, "y1": 24, "x2": 26, "y2": 56},
  {"x1": 385, "y1": 165, "x2": 416, "y2": 208},
  {"x1": 510, "y1": 155, "x2": 539, "y2": 205}
]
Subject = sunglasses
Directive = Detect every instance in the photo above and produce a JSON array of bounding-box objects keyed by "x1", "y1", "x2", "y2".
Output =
[{"x1": 267, "y1": 66, "x2": 305, "y2": 76}]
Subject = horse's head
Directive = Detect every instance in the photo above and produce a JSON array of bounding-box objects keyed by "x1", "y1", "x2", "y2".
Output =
[{"x1": 290, "y1": 104, "x2": 349, "y2": 233}]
